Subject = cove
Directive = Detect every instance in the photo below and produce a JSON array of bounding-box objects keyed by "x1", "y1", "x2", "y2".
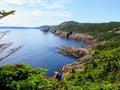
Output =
[{"x1": 0, "y1": 29, "x2": 86, "y2": 76}]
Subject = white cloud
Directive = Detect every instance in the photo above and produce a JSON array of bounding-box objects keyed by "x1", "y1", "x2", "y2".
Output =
[
  {"x1": 32, "y1": 10, "x2": 51, "y2": 16},
  {"x1": 28, "y1": 0, "x2": 45, "y2": 6},
  {"x1": 32, "y1": 10, "x2": 71, "y2": 17},
  {"x1": 0, "y1": 0, "x2": 72, "y2": 26},
  {"x1": 42, "y1": 0, "x2": 71, "y2": 9},
  {"x1": 2, "y1": 0, "x2": 71, "y2": 9},
  {"x1": 4, "y1": 0, "x2": 24, "y2": 5},
  {"x1": 53, "y1": 12, "x2": 71, "y2": 17},
  {"x1": 41, "y1": 0, "x2": 65, "y2": 9}
]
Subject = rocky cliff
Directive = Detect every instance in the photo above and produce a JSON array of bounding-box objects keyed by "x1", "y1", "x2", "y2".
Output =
[{"x1": 51, "y1": 30, "x2": 98, "y2": 46}]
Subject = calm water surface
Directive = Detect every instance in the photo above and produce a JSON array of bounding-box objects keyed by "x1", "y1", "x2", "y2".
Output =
[{"x1": 0, "y1": 29, "x2": 86, "y2": 76}]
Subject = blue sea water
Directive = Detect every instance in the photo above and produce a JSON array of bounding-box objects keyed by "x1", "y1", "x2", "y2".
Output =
[{"x1": 0, "y1": 29, "x2": 86, "y2": 76}]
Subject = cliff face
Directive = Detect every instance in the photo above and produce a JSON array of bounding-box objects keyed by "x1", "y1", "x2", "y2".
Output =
[
  {"x1": 52, "y1": 30, "x2": 97, "y2": 46},
  {"x1": 69, "y1": 34, "x2": 97, "y2": 45},
  {"x1": 61, "y1": 53, "x2": 95, "y2": 76},
  {"x1": 57, "y1": 45, "x2": 96, "y2": 76},
  {"x1": 57, "y1": 46, "x2": 94, "y2": 76},
  {"x1": 58, "y1": 47, "x2": 89, "y2": 58}
]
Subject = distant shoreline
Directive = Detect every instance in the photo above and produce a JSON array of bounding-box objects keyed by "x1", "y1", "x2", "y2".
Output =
[{"x1": 0, "y1": 26, "x2": 40, "y2": 29}]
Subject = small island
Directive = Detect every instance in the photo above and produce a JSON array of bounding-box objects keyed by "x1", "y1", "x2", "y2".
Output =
[{"x1": 40, "y1": 25, "x2": 50, "y2": 32}]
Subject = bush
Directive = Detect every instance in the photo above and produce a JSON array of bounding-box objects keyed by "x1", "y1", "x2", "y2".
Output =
[{"x1": 0, "y1": 64, "x2": 65, "y2": 90}]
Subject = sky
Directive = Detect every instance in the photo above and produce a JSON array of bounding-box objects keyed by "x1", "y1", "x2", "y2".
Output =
[{"x1": 0, "y1": 0, "x2": 120, "y2": 26}]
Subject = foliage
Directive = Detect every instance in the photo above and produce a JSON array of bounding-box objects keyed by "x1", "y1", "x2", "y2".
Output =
[
  {"x1": 0, "y1": 10, "x2": 15, "y2": 19},
  {"x1": 58, "y1": 21, "x2": 120, "y2": 41},
  {"x1": 0, "y1": 64, "x2": 67, "y2": 90},
  {"x1": 64, "y1": 41, "x2": 120, "y2": 89},
  {"x1": 58, "y1": 21, "x2": 120, "y2": 89},
  {"x1": 95, "y1": 40, "x2": 120, "y2": 51},
  {"x1": 0, "y1": 10, "x2": 21, "y2": 61}
]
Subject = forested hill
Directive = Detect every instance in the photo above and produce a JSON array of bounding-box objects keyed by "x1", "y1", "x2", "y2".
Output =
[
  {"x1": 57, "y1": 21, "x2": 120, "y2": 41},
  {"x1": 57, "y1": 21, "x2": 120, "y2": 89}
]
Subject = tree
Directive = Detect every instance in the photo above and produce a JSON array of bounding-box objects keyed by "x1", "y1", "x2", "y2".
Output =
[
  {"x1": 0, "y1": 10, "x2": 15, "y2": 19},
  {"x1": 0, "y1": 10, "x2": 21, "y2": 61},
  {"x1": 0, "y1": 64, "x2": 67, "y2": 90}
]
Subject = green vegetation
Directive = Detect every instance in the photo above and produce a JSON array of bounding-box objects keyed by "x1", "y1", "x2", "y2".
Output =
[
  {"x1": 64, "y1": 41, "x2": 120, "y2": 89},
  {"x1": 0, "y1": 10, "x2": 21, "y2": 61},
  {"x1": 59, "y1": 21, "x2": 120, "y2": 41},
  {"x1": 0, "y1": 64, "x2": 67, "y2": 90},
  {"x1": 0, "y1": 10, "x2": 15, "y2": 19},
  {"x1": 58, "y1": 21, "x2": 120, "y2": 89}
]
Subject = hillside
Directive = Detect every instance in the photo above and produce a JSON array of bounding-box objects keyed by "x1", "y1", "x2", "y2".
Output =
[
  {"x1": 58, "y1": 21, "x2": 120, "y2": 41},
  {"x1": 56, "y1": 21, "x2": 120, "y2": 89}
]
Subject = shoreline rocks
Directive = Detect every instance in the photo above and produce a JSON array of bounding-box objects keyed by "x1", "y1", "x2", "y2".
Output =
[
  {"x1": 58, "y1": 46, "x2": 89, "y2": 58},
  {"x1": 57, "y1": 46, "x2": 96, "y2": 76},
  {"x1": 61, "y1": 53, "x2": 95, "y2": 76},
  {"x1": 51, "y1": 30, "x2": 98, "y2": 46},
  {"x1": 50, "y1": 30, "x2": 98, "y2": 77}
]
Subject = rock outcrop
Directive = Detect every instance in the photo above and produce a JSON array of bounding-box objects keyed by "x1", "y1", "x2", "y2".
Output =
[
  {"x1": 58, "y1": 47, "x2": 89, "y2": 58},
  {"x1": 50, "y1": 30, "x2": 98, "y2": 77},
  {"x1": 57, "y1": 45, "x2": 95, "y2": 76},
  {"x1": 61, "y1": 53, "x2": 95, "y2": 76},
  {"x1": 51, "y1": 30, "x2": 98, "y2": 46},
  {"x1": 40, "y1": 25, "x2": 50, "y2": 32}
]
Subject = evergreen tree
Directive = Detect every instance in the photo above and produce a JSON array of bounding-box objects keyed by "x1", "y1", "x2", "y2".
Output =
[{"x1": 0, "y1": 10, "x2": 21, "y2": 61}]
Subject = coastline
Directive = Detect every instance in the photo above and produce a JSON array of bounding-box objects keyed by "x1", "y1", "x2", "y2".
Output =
[
  {"x1": 51, "y1": 30, "x2": 98, "y2": 46},
  {"x1": 50, "y1": 30, "x2": 99, "y2": 76}
]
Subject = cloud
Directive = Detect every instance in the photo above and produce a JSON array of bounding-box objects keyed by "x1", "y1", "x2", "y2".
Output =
[
  {"x1": 32, "y1": 10, "x2": 51, "y2": 16},
  {"x1": 28, "y1": 0, "x2": 45, "y2": 6},
  {"x1": 41, "y1": 0, "x2": 71, "y2": 9},
  {"x1": 0, "y1": 0, "x2": 72, "y2": 26},
  {"x1": 40, "y1": 0, "x2": 66, "y2": 9},
  {"x1": 3, "y1": 0, "x2": 71, "y2": 9},
  {"x1": 4, "y1": 0, "x2": 24, "y2": 5},
  {"x1": 53, "y1": 12, "x2": 71, "y2": 17},
  {"x1": 32, "y1": 10, "x2": 71, "y2": 17}
]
